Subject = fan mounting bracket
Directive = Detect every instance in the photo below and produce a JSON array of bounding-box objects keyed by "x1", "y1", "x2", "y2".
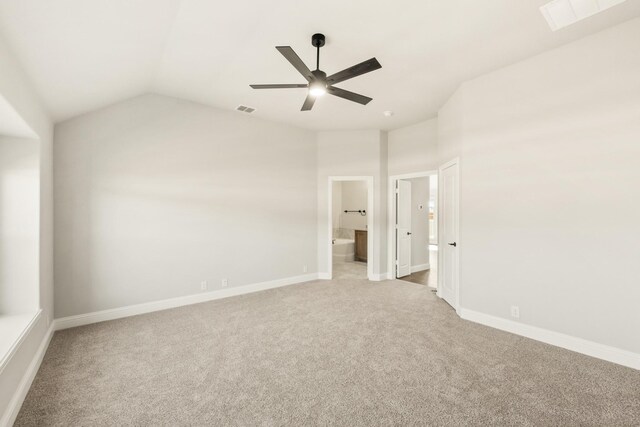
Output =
[{"x1": 311, "y1": 33, "x2": 325, "y2": 48}]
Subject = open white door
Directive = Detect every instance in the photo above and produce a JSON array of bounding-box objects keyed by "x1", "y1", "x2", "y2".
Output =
[
  {"x1": 396, "y1": 180, "x2": 412, "y2": 278},
  {"x1": 439, "y1": 160, "x2": 459, "y2": 309}
]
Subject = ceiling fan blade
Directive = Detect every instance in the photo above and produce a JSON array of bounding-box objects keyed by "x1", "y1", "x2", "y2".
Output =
[
  {"x1": 301, "y1": 93, "x2": 316, "y2": 111},
  {"x1": 276, "y1": 46, "x2": 314, "y2": 82},
  {"x1": 250, "y1": 84, "x2": 308, "y2": 89},
  {"x1": 327, "y1": 86, "x2": 372, "y2": 105},
  {"x1": 326, "y1": 58, "x2": 382, "y2": 85}
]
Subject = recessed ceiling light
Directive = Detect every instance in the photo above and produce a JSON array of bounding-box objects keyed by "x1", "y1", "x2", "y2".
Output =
[
  {"x1": 540, "y1": 0, "x2": 627, "y2": 31},
  {"x1": 383, "y1": 110, "x2": 394, "y2": 117}
]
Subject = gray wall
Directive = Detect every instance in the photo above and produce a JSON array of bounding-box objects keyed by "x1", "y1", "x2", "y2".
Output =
[
  {"x1": 437, "y1": 17, "x2": 640, "y2": 354},
  {"x1": 316, "y1": 130, "x2": 387, "y2": 278},
  {"x1": 54, "y1": 94, "x2": 318, "y2": 318},
  {"x1": 388, "y1": 118, "x2": 438, "y2": 175}
]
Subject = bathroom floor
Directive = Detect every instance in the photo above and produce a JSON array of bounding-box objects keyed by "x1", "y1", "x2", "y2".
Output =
[{"x1": 333, "y1": 261, "x2": 367, "y2": 280}]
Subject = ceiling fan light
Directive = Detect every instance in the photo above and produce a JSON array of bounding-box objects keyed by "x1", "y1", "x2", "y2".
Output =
[{"x1": 309, "y1": 81, "x2": 327, "y2": 97}]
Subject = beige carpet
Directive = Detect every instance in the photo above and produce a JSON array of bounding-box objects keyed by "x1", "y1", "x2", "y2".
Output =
[{"x1": 16, "y1": 275, "x2": 640, "y2": 426}]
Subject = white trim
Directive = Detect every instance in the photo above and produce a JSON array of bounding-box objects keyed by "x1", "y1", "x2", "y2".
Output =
[
  {"x1": 318, "y1": 272, "x2": 331, "y2": 280},
  {"x1": 0, "y1": 310, "x2": 42, "y2": 376},
  {"x1": 0, "y1": 321, "x2": 54, "y2": 427},
  {"x1": 55, "y1": 273, "x2": 319, "y2": 331},
  {"x1": 387, "y1": 170, "x2": 438, "y2": 282},
  {"x1": 411, "y1": 263, "x2": 430, "y2": 273},
  {"x1": 459, "y1": 308, "x2": 640, "y2": 371},
  {"x1": 369, "y1": 273, "x2": 386, "y2": 282},
  {"x1": 327, "y1": 176, "x2": 375, "y2": 281}
]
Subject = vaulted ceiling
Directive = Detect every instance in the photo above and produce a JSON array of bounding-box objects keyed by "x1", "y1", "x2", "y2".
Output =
[{"x1": 1, "y1": 0, "x2": 638, "y2": 130}]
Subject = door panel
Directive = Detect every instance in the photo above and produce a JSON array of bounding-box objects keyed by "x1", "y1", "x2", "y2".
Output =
[
  {"x1": 396, "y1": 180, "x2": 412, "y2": 278},
  {"x1": 439, "y1": 161, "x2": 459, "y2": 309}
]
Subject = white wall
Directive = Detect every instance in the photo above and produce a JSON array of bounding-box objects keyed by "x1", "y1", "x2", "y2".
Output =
[
  {"x1": 388, "y1": 118, "x2": 438, "y2": 175},
  {"x1": 438, "y1": 17, "x2": 640, "y2": 354},
  {"x1": 340, "y1": 181, "x2": 368, "y2": 231},
  {"x1": 54, "y1": 94, "x2": 317, "y2": 318},
  {"x1": 0, "y1": 34, "x2": 53, "y2": 425},
  {"x1": 317, "y1": 130, "x2": 387, "y2": 278},
  {"x1": 0, "y1": 137, "x2": 40, "y2": 315},
  {"x1": 407, "y1": 176, "x2": 430, "y2": 269}
]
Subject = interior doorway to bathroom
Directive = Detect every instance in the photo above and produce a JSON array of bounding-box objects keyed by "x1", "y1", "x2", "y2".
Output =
[
  {"x1": 328, "y1": 176, "x2": 374, "y2": 280},
  {"x1": 388, "y1": 171, "x2": 438, "y2": 288}
]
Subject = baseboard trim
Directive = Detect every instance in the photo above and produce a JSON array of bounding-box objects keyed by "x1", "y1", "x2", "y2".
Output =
[
  {"x1": 54, "y1": 273, "x2": 320, "y2": 331},
  {"x1": 411, "y1": 263, "x2": 430, "y2": 273},
  {"x1": 0, "y1": 320, "x2": 54, "y2": 427},
  {"x1": 459, "y1": 308, "x2": 640, "y2": 371}
]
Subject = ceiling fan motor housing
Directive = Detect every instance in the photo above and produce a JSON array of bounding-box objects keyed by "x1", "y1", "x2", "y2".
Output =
[{"x1": 311, "y1": 69, "x2": 327, "y2": 83}]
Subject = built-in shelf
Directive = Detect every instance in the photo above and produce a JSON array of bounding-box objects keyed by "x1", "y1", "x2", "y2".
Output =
[{"x1": 0, "y1": 310, "x2": 41, "y2": 372}]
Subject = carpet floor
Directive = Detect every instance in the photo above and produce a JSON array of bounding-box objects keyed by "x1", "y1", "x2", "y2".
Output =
[{"x1": 16, "y1": 276, "x2": 640, "y2": 426}]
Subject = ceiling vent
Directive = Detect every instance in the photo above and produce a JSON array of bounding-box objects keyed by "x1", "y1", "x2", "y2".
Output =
[
  {"x1": 540, "y1": 0, "x2": 627, "y2": 31},
  {"x1": 235, "y1": 105, "x2": 256, "y2": 113}
]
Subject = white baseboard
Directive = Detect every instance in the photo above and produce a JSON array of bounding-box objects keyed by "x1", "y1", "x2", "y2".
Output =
[
  {"x1": 54, "y1": 273, "x2": 320, "y2": 331},
  {"x1": 0, "y1": 320, "x2": 54, "y2": 427},
  {"x1": 318, "y1": 272, "x2": 331, "y2": 280},
  {"x1": 411, "y1": 263, "x2": 430, "y2": 273},
  {"x1": 459, "y1": 308, "x2": 640, "y2": 371},
  {"x1": 369, "y1": 273, "x2": 385, "y2": 281}
]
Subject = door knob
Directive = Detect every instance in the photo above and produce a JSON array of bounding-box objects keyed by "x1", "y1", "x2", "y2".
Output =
[
  {"x1": 407, "y1": 232, "x2": 412, "y2": 235},
  {"x1": 448, "y1": 242, "x2": 457, "y2": 247}
]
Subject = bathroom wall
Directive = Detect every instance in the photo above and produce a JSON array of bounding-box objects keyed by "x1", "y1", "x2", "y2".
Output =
[{"x1": 340, "y1": 181, "x2": 368, "y2": 234}]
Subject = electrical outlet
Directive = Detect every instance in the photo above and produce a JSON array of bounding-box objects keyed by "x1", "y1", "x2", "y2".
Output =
[
  {"x1": 221, "y1": 278, "x2": 228, "y2": 288},
  {"x1": 510, "y1": 305, "x2": 520, "y2": 319},
  {"x1": 200, "y1": 281, "x2": 207, "y2": 291},
  {"x1": 303, "y1": 265, "x2": 308, "y2": 273}
]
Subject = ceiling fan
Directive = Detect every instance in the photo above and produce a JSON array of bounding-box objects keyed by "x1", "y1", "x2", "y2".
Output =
[{"x1": 250, "y1": 33, "x2": 382, "y2": 111}]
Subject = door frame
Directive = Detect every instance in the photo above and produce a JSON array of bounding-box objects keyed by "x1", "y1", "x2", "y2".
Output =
[
  {"x1": 387, "y1": 170, "x2": 438, "y2": 281},
  {"x1": 328, "y1": 176, "x2": 374, "y2": 281},
  {"x1": 437, "y1": 158, "x2": 460, "y2": 312}
]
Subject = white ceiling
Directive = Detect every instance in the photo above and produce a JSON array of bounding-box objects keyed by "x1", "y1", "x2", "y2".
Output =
[{"x1": 0, "y1": 0, "x2": 638, "y2": 131}]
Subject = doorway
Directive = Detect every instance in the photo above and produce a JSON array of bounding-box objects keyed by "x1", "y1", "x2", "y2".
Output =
[
  {"x1": 328, "y1": 177, "x2": 374, "y2": 280},
  {"x1": 388, "y1": 171, "x2": 438, "y2": 288}
]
